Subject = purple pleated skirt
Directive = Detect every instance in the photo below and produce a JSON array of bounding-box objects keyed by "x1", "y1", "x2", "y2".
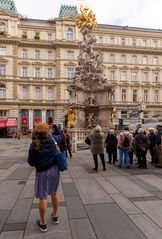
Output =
[{"x1": 34, "y1": 165, "x2": 60, "y2": 199}]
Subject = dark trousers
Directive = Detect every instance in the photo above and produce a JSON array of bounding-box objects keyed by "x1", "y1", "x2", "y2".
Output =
[
  {"x1": 136, "y1": 148, "x2": 147, "y2": 168},
  {"x1": 107, "y1": 150, "x2": 117, "y2": 164},
  {"x1": 149, "y1": 147, "x2": 156, "y2": 163},
  {"x1": 129, "y1": 151, "x2": 133, "y2": 164},
  {"x1": 66, "y1": 145, "x2": 72, "y2": 157},
  {"x1": 93, "y1": 154, "x2": 106, "y2": 169}
]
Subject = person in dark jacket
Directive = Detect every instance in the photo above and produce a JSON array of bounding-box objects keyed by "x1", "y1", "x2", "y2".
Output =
[
  {"x1": 105, "y1": 129, "x2": 117, "y2": 164},
  {"x1": 147, "y1": 128, "x2": 156, "y2": 164},
  {"x1": 28, "y1": 123, "x2": 60, "y2": 233},
  {"x1": 134, "y1": 128, "x2": 149, "y2": 169},
  {"x1": 64, "y1": 129, "x2": 72, "y2": 158},
  {"x1": 88, "y1": 125, "x2": 106, "y2": 171},
  {"x1": 155, "y1": 124, "x2": 162, "y2": 167},
  {"x1": 52, "y1": 125, "x2": 67, "y2": 156}
]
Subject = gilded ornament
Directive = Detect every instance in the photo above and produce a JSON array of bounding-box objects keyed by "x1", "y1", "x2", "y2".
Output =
[{"x1": 76, "y1": 5, "x2": 97, "y2": 30}]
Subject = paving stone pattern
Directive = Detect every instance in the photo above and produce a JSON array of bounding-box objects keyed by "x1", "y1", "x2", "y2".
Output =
[{"x1": 0, "y1": 138, "x2": 162, "y2": 238}]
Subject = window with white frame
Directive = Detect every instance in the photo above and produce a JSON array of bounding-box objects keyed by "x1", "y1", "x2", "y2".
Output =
[
  {"x1": 35, "y1": 50, "x2": 40, "y2": 59},
  {"x1": 22, "y1": 86, "x2": 29, "y2": 99},
  {"x1": 110, "y1": 70, "x2": 115, "y2": 81},
  {"x1": 67, "y1": 27, "x2": 73, "y2": 41},
  {"x1": 35, "y1": 67, "x2": 41, "y2": 78},
  {"x1": 153, "y1": 72, "x2": 159, "y2": 82},
  {"x1": 120, "y1": 71, "x2": 126, "y2": 80},
  {"x1": 132, "y1": 71, "x2": 138, "y2": 81},
  {"x1": 133, "y1": 89, "x2": 138, "y2": 102},
  {"x1": 142, "y1": 39, "x2": 147, "y2": 46},
  {"x1": 21, "y1": 49, "x2": 27, "y2": 59},
  {"x1": 48, "y1": 33, "x2": 52, "y2": 41},
  {"x1": 0, "y1": 84, "x2": 6, "y2": 98},
  {"x1": 121, "y1": 89, "x2": 127, "y2": 102},
  {"x1": 153, "y1": 57, "x2": 158, "y2": 65},
  {"x1": 47, "y1": 87, "x2": 53, "y2": 100},
  {"x1": 0, "y1": 64, "x2": 6, "y2": 76},
  {"x1": 154, "y1": 90, "x2": 159, "y2": 102},
  {"x1": 67, "y1": 50, "x2": 74, "y2": 59},
  {"x1": 132, "y1": 39, "x2": 136, "y2": 46},
  {"x1": 47, "y1": 68, "x2": 53, "y2": 78},
  {"x1": 0, "y1": 47, "x2": 6, "y2": 55},
  {"x1": 98, "y1": 36, "x2": 103, "y2": 43},
  {"x1": 110, "y1": 54, "x2": 115, "y2": 63},
  {"x1": 121, "y1": 38, "x2": 125, "y2": 45},
  {"x1": 48, "y1": 51, "x2": 52, "y2": 60},
  {"x1": 109, "y1": 37, "x2": 115, "y2": 44},
  {"x1": 143, "y1": 72, "x2": 148, "y2": 81},
  {"x1": 144, "y1": 90, "x2": 148, "y2": 102},
  {"x1": 121, "y1": 55, "x2": 126, "y2": 63},
  {"x1": 35, "y1": 86, "x2": 41, "y2": 100},
  {"x1": 143, "y1": 56, "x2": 147, "y2": 64},
  {"x1": 132, "y1": 55, "x2": 137, "y2": 64},
  {"x1": 21, "y1": 66, "x2": 28, "y2": 77},
  {"x1": 153, "y1": 40, "x2": 157, "y2": 47},
  {"x1": 67, "y1": 68, "x2": 74, "y2": 78}
]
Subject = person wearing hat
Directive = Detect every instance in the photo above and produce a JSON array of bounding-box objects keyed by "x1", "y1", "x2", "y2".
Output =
[
  {"x1": 88, "y1": 125, "x2": 106, "y2": 171},
  {"x1": 28, "y1": 123, "x2": 60, "y2": 232}
]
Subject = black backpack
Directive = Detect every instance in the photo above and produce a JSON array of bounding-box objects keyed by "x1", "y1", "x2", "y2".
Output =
[{"x1": 122, "y1": 134, "x2": 130, "y2": 148}]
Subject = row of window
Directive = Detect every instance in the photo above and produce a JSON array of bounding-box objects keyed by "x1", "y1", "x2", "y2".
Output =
[
  {"x1": 21, "y1": 27, "x2": 74, "y2": 41},
  {"x1": 0, "y1": 46, "x2": 160, "y2": 65},
  {"x1": 109, "y1": 54, "x2": 159, "y2": 65},
  {"x1": 0, "y1": 63, "x2": 161, "y2": 82},
  {"x1": 0, "y1": 47, "x2": 75, "y2": 60},
  {"x1": 112, "y1": 89, "x2": 160, "y2": 103},
  {"x1": 0, "y1": 84, "x2": 55, "y2": 100},
  {"x1": 0, "y1": 83, "x2": 160, "y2": 102},
  {"x1": 98, "y1": 36, "x2": 160, "y2": 47},
  {"x1": 110, "y1": 71, "x2": 160, "y2": 82},
  {"x1": 0, "y1": 64, "x2": 74, "y2": 78}
]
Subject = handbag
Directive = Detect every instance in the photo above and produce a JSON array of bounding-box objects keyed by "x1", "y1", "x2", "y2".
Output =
[
  {"x1": 85, "y1": 136, "x2": 91, "y2": 145},
  {"x1": 52, "y1": 137, "x2": 68, "y2": 172}
]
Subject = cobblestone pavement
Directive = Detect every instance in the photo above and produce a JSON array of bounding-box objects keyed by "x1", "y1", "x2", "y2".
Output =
[{"x1": 0, "y1": 138, "x2": 162, "y2": 239}]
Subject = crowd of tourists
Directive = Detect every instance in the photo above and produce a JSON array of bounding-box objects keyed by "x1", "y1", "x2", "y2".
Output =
[{"x1": 85, "y1": 123, "x2": 162, "y2": 171}]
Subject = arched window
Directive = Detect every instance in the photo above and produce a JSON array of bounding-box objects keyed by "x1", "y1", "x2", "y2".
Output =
[
  {"x1": 0, "y1": 84, "x2": 6, "y2": 98},
  {"x1": 67, "y1": 27, "x2": 73, "y2": 41}
]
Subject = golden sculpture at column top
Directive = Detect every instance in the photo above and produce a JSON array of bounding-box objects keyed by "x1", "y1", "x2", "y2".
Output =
[{"x1": 76, "y1": 5, "x2": 97, "y2": 30}]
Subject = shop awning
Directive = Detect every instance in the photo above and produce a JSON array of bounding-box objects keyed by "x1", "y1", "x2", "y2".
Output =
[
  {"x1": 6, "y1": 118, "x2": 17, "y2": 127},
  {"x1": 0, "y1": 119, "x2": 7, "y2": 128}
]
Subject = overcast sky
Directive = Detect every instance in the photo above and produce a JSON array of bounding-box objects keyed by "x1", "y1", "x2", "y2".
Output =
[{"x1": 14, "y1": 0, "x2": 162, "y2": 30}]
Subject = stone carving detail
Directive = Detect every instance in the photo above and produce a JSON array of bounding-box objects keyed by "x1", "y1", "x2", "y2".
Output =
[
  {"x1": 69, "y1": 27, "x2": 112, "y2": 93},
  {"x1": 87, "y1": 112, "x2": 97, "y2": 128}
]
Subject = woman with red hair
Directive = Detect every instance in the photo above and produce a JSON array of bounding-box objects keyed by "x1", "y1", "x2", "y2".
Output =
[{"x1": 28, "y1": 123, "x2": 60, "y2": 233}]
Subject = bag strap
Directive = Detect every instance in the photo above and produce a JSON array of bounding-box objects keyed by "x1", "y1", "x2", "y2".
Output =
[{"x1": 51, "y1": 137, "x2": 60, "y2": 153}]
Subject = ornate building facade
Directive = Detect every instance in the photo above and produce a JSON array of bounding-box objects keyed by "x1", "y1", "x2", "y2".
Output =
[{"x1": 0, "y1": 1, "x2": 162, "y2": 135}]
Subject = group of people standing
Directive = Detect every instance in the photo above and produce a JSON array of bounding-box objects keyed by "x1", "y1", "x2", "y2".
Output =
[{"x1": 86, "y1": 123, "x2": 162, "y2": 171}]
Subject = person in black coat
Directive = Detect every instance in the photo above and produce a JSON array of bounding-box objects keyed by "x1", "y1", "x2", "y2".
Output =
[
  {"x1": 105, "y1": 129, "x2": 118, "y2": 164},
  {"x1": 147, "y1": 128, "x2": 156, "y2": 164}
]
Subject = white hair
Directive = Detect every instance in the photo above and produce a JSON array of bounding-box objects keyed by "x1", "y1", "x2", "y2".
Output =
[{"x1": 138, "y1": 128, "x2": 144, "y2": 134}]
